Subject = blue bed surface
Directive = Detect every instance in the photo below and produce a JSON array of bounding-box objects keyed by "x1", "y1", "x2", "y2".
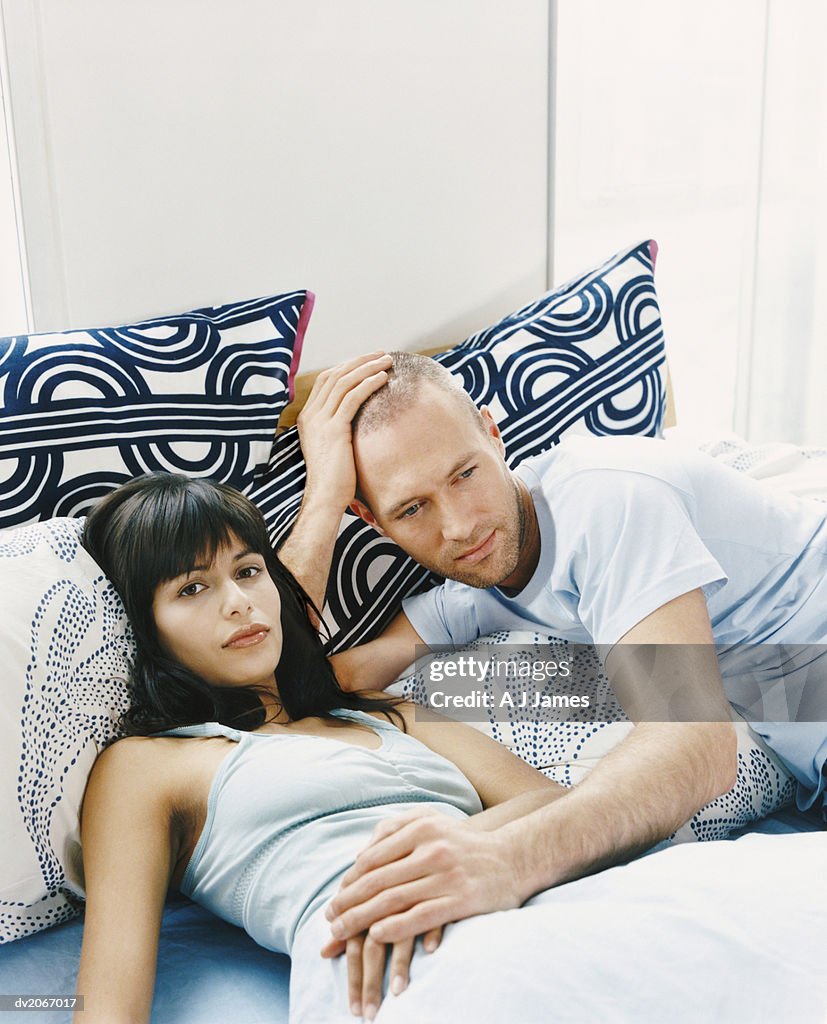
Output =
[
  {"x1": 728, "y1": 801, "x2": 823, "y2": 837},
  {"x1": 0, "y1": 895, "x2": 290, "y2": 1024},
  {"x1": 0, "y1": 806, "x2": 821, "y2": 1023}
]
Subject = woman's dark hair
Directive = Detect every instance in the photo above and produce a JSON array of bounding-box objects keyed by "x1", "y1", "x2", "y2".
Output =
[{"x1": 82, "y1": 472, "x2": 404, "y2": 734}]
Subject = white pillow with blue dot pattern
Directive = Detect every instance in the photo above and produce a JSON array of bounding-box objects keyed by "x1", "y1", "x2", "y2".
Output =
[
  {"x1": 0, "y1": 517, "x2": 132, "y2": 943},
  {"x1": 390, "y1": 633, "x2": 796, "y2": 843}
]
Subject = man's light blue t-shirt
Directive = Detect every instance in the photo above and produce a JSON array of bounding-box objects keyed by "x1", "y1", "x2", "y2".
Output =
[{"x1": 402, "y1": 435, "x2": 827, "y2": 808}]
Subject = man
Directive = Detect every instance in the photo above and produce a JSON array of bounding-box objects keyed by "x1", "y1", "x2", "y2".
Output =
[{"x1": 279, "y1": 350, "x2": 827, "y2": 952}]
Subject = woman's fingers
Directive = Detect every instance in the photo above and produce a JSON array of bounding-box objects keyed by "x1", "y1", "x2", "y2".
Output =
[
  {"x1": 359, "y1": 933, "x2": 390, "y2": 1021},
  {"x1": 345, "y1": 935, "x2": 365, "y2": 1017},
  {"x1": 422, "y1": 925, "x2": 443, "y2": 954},
  {"x1": 387, "y1": 937, "x2": 416, "y2": 999},
  {"x1": 334, "y1": 927, "x2": 444, "y2": 1020}
]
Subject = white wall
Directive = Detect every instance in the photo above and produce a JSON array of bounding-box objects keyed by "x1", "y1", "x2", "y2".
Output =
[
  {"x1": 553, "y1": 0, "x2": 768, "y2": 442},
  {"x1": 1, "y1": 0, "x2": 549, "y2": 370},
  {"x1": 747, "y1": 0, "x2": 827, "y2": 444},
  {"x1": 6, "y1": 2, "x2": 823, "y2": 445},
  {"x1": 553, "y1": 0, "x2": 827, "y2": 446},
  {"x1": 0, "y1": 10, "x2": 29, "y2": 335}
]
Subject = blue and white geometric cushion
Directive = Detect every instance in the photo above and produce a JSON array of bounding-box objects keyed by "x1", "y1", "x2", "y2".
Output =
[
  {"x1": 437, "y1": 238, "x2": 666, "y2": 468},
  {"x1": 0, "y1": 290, "x2": 313, "y2": 529}
]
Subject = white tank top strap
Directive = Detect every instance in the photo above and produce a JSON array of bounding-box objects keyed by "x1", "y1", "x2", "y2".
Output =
[
  {"x1": 329, "y1": 707, "x2": 400, "y2": 734},
  {"x1": 152, "y1": 721, "x2": 246, "y2": 742}
]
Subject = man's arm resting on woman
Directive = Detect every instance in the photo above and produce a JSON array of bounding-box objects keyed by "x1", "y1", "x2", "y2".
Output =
[
  {"x1": 319, "y1": 699, "x2": 568, "y2": 957},
  {"x1": 324, "y1": 589, "x2": 737, "y2": 944}
]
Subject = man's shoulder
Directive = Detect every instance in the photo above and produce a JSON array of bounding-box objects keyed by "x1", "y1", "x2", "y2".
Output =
[{"x1": 522, "y1": 435, "x2": 692, "y2": 493}]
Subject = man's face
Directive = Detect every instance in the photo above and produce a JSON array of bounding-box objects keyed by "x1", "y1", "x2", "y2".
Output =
[{"x1": 351, "y1": 386, "x2": 528, "y2": 589}]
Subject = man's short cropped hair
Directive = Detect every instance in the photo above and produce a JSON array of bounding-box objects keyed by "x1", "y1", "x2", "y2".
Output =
[{"x1": 352, "y1": 351, "x2": 485, "y2": 439}]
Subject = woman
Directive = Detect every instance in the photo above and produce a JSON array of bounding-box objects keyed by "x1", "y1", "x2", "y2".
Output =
[{"x1": 75, "y1": 472, "x2": 566, "y2": 1024}]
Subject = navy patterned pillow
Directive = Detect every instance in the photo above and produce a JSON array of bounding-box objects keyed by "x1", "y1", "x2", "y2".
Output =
[
  {"x1": 0, "y1": 291, "x2": 314, "y2": 529},
  {"x1": 439, "y1": 239, "x2": 665, "y2": 466},
  {"x1": 249, "y1": 240, "x2": 667, "y2": 652}
]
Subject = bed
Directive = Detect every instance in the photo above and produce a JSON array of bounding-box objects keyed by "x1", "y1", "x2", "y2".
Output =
[
  {"x1": 1, "y1": 809, "x2": 824, "y2": 1024},
  {"x1": 1, "y1": 240, "x2": 825, "y2": 1022}
]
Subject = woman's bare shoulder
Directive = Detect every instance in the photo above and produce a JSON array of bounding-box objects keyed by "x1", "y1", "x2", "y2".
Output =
[
  {"x1": 94, "y1": 733, "x2": 175, "y2": 765},
  {"x1": 87, "y1": 734, "x2": 190, "y2": 801}
]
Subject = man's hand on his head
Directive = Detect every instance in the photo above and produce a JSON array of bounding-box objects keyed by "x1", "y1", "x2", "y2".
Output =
[
  {"x1": 297, "y1": 351, "x2": 392, "y2": 513},
  {"x1": 319, "y1": 810, "x2": 524, "y2": 949}
]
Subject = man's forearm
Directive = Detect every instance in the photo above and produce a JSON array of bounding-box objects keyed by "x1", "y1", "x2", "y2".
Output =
[
  {"x1": 467, "y1": 784, "x2": 568, "y2": 833},
  {"x1": 277, "y1": 500, "x2": 344, "y2": 611},
  {"x1": 276, "y1": 352, "x2": 393, "y2": 611},
  {"x1": 503, "y1": 721, "x2": 737, "y2": 902},
  {"x1": 320, "y1": 721, "x2": 738, "y2": 948}
]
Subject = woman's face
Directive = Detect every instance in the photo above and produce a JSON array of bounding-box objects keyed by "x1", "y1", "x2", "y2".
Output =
[{"x1": 151, "y1": 532, "x2": 283, "y2": 692}]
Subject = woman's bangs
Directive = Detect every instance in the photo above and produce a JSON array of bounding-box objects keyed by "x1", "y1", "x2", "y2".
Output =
[{"x1": 143, "y1": 483, "x2": 267, "y2": 589}]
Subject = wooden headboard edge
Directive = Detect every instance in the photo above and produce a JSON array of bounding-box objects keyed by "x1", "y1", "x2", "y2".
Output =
[{"x1": 279, "y1": 349, "x2": 676, "y2": 431}]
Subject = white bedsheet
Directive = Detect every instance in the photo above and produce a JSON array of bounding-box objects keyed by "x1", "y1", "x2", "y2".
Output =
[{"x1": 289, "y1": 830, "x2": 827, "y2": 1023}]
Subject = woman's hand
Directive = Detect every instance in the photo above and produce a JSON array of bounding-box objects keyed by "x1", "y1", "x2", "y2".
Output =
[
  {"x1": 323, "y1": 925, "x2": 442, "y2": 1020},
  {"x1": 321, "y1": 809, "x2": 443, "y2": 1018}
]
